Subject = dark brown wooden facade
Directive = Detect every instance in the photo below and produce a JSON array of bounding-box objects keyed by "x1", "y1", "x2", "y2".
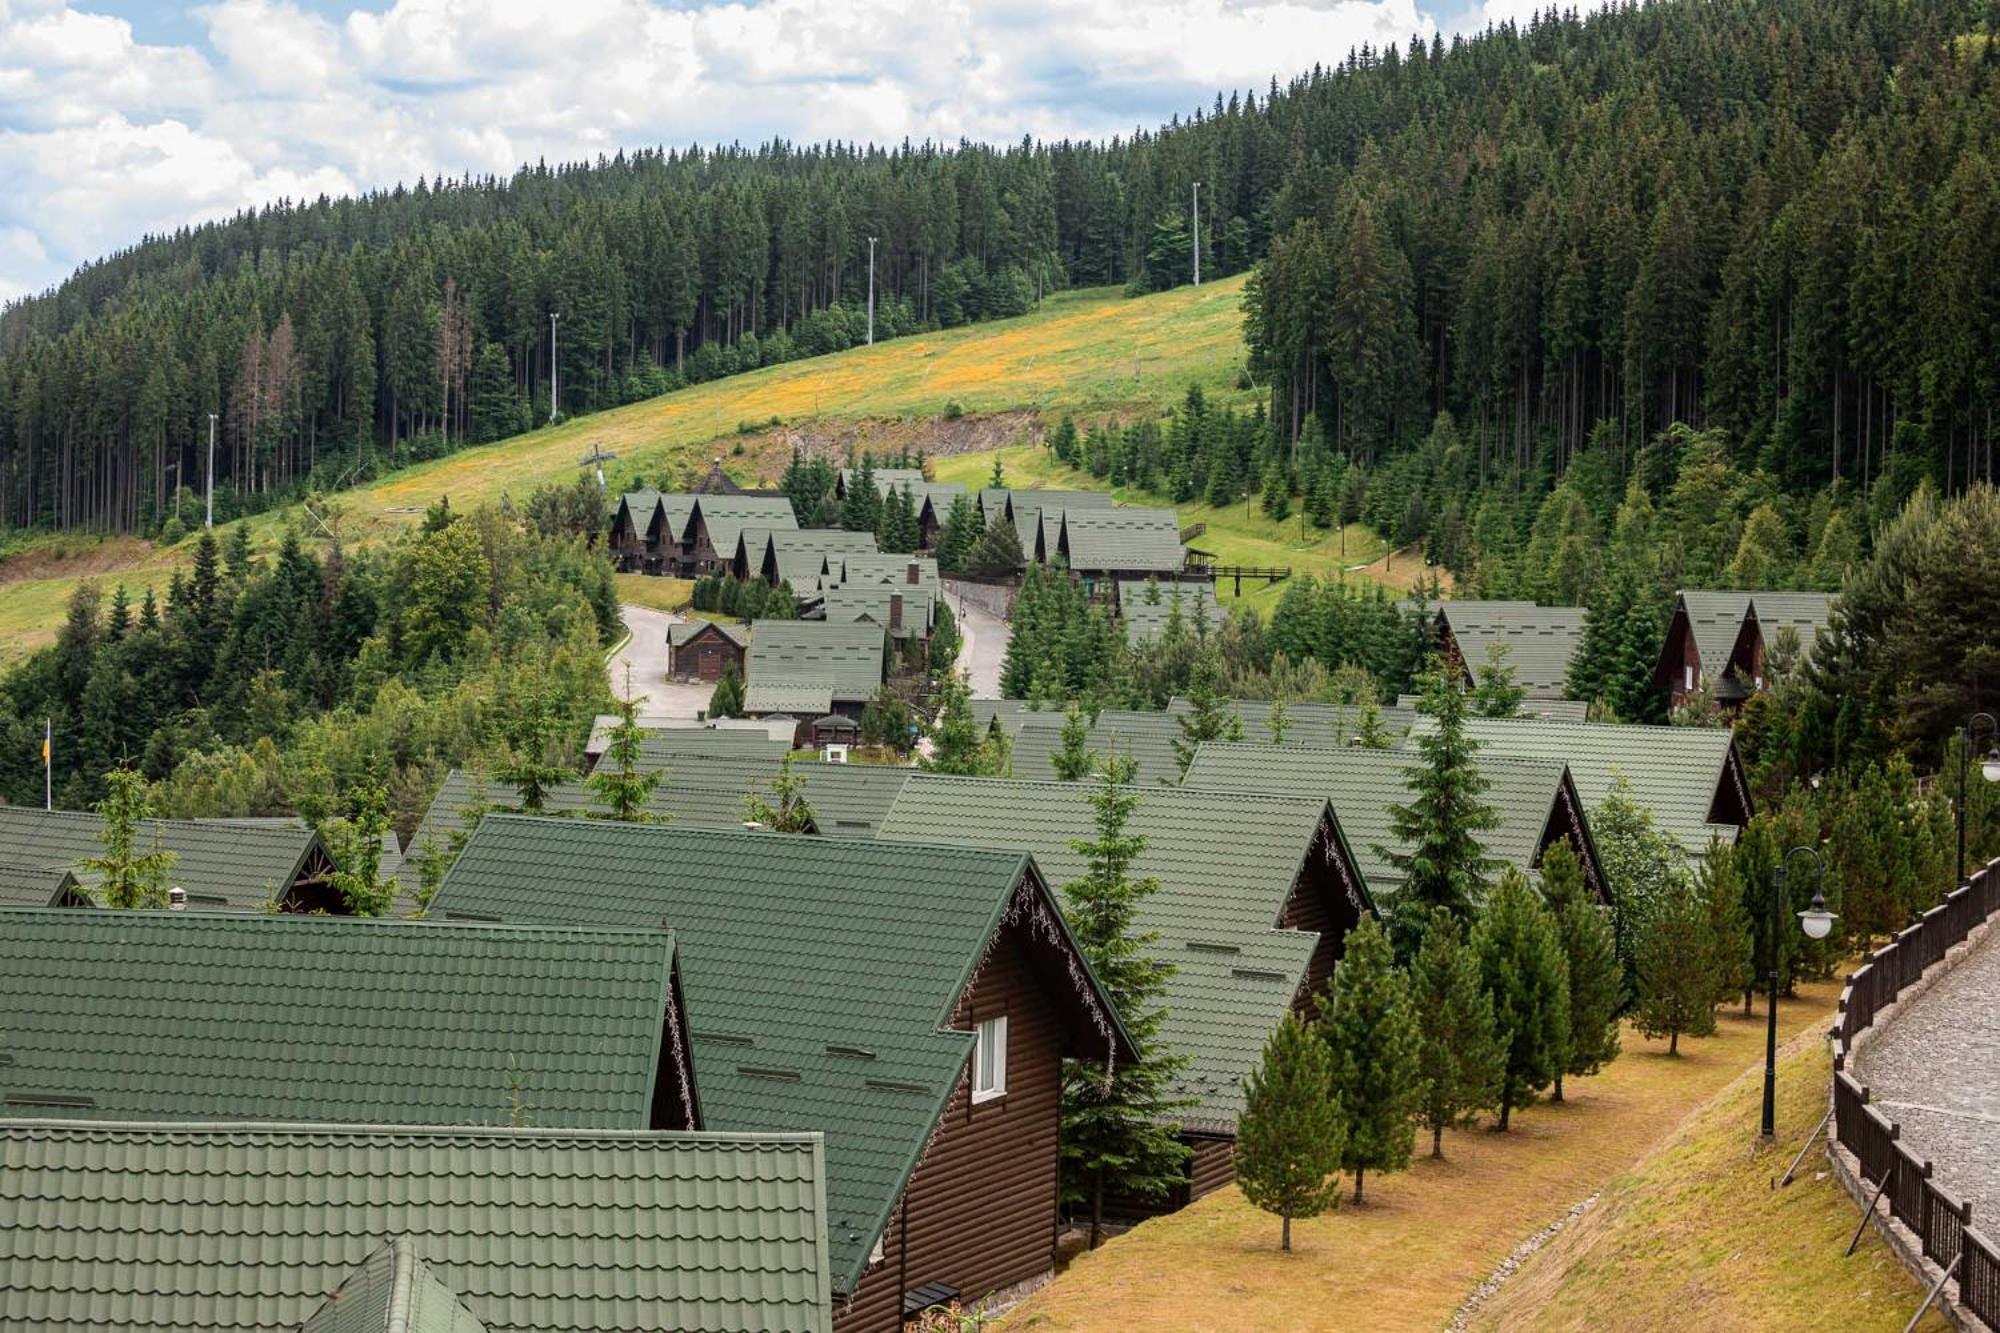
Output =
[
  {"x1": 1539, "y1": 772, "x2": 1613, "y2": 905},
  {"x1": 669, "y1": 623, "x2": 747, "y2": 683},
  {"x1": 1653, "y1": 603, "x2": 1761, "y2": 709},
  {"x1": 835, "y1": 895, "x2": 1120, "y2": 1331}
]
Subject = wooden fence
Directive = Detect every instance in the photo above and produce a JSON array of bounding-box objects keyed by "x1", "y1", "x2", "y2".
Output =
[{"x1": 1831, "y1": 859, "x2": 2000, "y2": 1327}]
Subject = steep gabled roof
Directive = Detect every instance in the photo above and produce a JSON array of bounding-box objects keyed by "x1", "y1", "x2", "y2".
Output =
[
  {"x1": 825, "y1": 552, "x2": 940, "y2": 593},
  {"x1": 821, "y1": 583, "x2": 936, "y2": 638},
  {"x1": 0, "y1": 806, "x2": 326, "y2": 912},
  {"x1": 1395, "y1": 694, "x2": 1589, "y2": 722},
  {"x1": 0, "y1": 1120, "x2": 832, "y2": 1333},
  {"x1": 669, "y1": 619, "x2": 752, "y2": 649},
  {"x1": 1009, "y1": 708, "x2": 1189, "y2": 786},
  {"x1": 434, "y1": 817, "x2": 1125, "y2": 1297},
  {"x1": 0, "y1": 909, "x2": 689, "y2": 1130},
  {"x1": 1170, "y1": 696, "x2": 1423, "y2": 745},
  {"x1": 1436, "y1": 600, "x2": 1588, "y2": 697},
  {"x1": 1750, "y1": 591, "x2": 1835, "y2": 661},
  {"x1": 754, "y1": 528, "x2": 882, "y2": 590},
  {"x1": 299, "y1": 1237, "x2": 489, "y2": 1333},
  {"x1": 0, "y1": 860, "x2": 86, "y2": 907},
  {"x1": 691, "y1": 496, "x2": 798, "y2": 555},
  {"x1": 877, "y1": 776, "x2": 1369, "y2": 1130},
  {"x1": 1414, "y1": 716, "x2": 1749, "y2": 853},
  {"x1": 1057, "y1": 506, "x2": 1184, "y2": 574},
  {"x1": 1182, "y1": 742, "x2": 1579, "y2": 900},
  {"x1": 745, "y1": 619, "x2": 887, "y2": 704},
  {"x1": 1671, "y1": 590, "x2": 1758, "y2": 680},
  {"x1": 839, "y1": 466, "x2": 927, "y2": 496},
  {"x1": 613, "y1": 488, "x2": 661, "y2": 535}
]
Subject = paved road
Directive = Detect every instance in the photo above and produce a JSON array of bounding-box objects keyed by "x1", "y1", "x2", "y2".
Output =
[
  {"x1": 607, "y1": 604, "x2": 716, "y2": 718},
  {"x1": 1854, "y1": 923, "x2": 2000, "y2": 1226},
  {"x1": 952, "y1": 592, "x2": 1009, "y2": 698}
]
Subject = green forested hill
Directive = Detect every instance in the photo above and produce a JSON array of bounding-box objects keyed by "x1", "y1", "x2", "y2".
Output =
[{"x1": 2, "y1": 0, "x2": 1995, "y2": 537}]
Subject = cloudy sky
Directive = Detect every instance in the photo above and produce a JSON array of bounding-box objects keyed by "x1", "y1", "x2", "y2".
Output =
[{"x1": 0, "y1": 0, "x2": 1546, "y2": 302}]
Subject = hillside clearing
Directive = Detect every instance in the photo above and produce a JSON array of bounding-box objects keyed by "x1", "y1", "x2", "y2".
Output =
[
  {"x1": 1000, "y1": 979, "x2": 1923, "y2": 1332},
  {"x1": 0, "y1": 277, "x2": 1250, "y2": 663}
]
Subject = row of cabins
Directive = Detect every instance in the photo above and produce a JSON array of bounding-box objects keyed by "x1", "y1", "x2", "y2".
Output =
[
  {"x1": 1396, "y1": 592, "x2": 1836, "y2": 711},
  {"x1": 2, "y1": 704, "x2": 1752, "y2": 1327}
]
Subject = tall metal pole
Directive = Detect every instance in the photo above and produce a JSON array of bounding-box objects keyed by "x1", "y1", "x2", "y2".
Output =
[
  {"x1": 1762, "y1": 846, "x2": 1823, "y2": 1138},
  {"x1": 43, "y1": 718, "x2": 51, "y2": 811},
  {"x1": 1191, "y1": 182, "x2": 1201, "y2": 286},
  {"x1": 204, "y1": 413, "x2": 217, "y2": 529},
  {"x1": 548, "y1": 313, "x2": 561, "y2": 424},
  {"x1": 866, "y1": 237, "x2": 877, "y2": 346}
]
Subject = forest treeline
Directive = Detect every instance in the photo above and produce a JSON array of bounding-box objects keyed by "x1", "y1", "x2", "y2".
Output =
[{"x1": 2, "y1": 0, "x2": 1995, "y2": 536}]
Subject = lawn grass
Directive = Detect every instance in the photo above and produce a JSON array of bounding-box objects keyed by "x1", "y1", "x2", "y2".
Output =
[
  {"x1": 612, "y1": 574, "x2": 693, "y2": 614},
  {"x1": 929, "y1": 443, "x2": 1425, "y2": 615},
  {"x1": 1468, "y1": 1025, "x2": 1944, "y2": 1332},
  {"x1": 0, "y1": 277, "x2": 1252, "y2": 661},
  {"x1": 1001, "y1": 978, "x2": 1922, "y2": 1332}
]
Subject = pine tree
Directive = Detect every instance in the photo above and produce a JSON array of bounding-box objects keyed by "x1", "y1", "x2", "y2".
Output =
[
  {"x1": 708, "y1": 662, "x2": 744, "y2": 719},
  {"x1": 1317, "y1": 915, "x2": 1422, "y2": 1202},
  {"x1": 1633, "y1": 875, "x2": 1719, "y2": 1055},
  {"x1": 1052, "y1": 702, "x2": 1096, "y2": 780},
  {"x1": 935, "y1": 493, "x2": 979, "y2": 573},
  {"x1": 746, "y1": 752, "x2": 815, "y2": 832},
  {"x1": 1409, "y1": 907, "x2": 1502, "y2": 1157},
  {"x1": 925, "y1": 669, "x2": 1005, "y2": 776},
  {"x1": 498, "y1": 673, "x2": 578, "y2": 812},
  {"x1": 1235, "y1": 1012, "x2": 1346, "y2": 1252},
  {"x1": 842, "y1": 455, "x2": 880, "y2": 532},
  {"x1": 1060, "y1": 749, "x2": 1193, "y2": 1244},
  {"x1": 81, "y1": 768, "x2": 177, "y2": 910},
  {"x1": 1381, "y1": 659, "x2": 1499, "y2": 957},
  {"x1": 1267, "y1": 691, "x2": 1291, "y2": 744},
  {"x1": 587, "y1": 691, "x2": 663, "y2": 821},
  {"x1": 1172, "y1": 633, "x2": 1228, "y2": 774},
  {"x1": 1541, "y1": 841, "x2": 1622, "y2": 1101},
  {"x1": 1261, "y1": 460, "x2": 1291, "y2": 520},
  {"x1": 967, "y1": 516, "x2": 1026, "y2": 577},
  {"x1": 1472, "y1": 868, "x2": 1571, "y2": 1130},
  {"x1": 1696, "y1": 835, "x2": 1755, "y2": 1010},
  {"x1": 1471, "y1": 642, "x2": 1526, "y2": 717}
]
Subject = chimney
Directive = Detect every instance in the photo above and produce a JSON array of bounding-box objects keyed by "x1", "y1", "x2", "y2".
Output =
[
  {"x1": 890, "y1": 592, "x2": 904, "y2": 632},
  {"x1": 906, "y1": 560, "x2": 920, "y2": 585},
  {"x1": 168, "y1": 887, "x2": 187, "y2": 911}
]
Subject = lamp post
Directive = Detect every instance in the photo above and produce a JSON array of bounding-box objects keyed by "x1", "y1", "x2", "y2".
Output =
[
  {"x1": 1955, "y1": 712, "x2": 2000, "y2": 884},
  {"x1": 1762, "y1": 845, "x2": 1836, "y2": 1138}
]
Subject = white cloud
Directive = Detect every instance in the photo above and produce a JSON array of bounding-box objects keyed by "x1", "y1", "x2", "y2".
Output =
[{"x1": 0, "y1": 0, "x2": 1476, "y2": 301}]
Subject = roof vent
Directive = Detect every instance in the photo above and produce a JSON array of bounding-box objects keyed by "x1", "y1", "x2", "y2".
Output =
[
  {"x1": 865, "y1": 1078, "x2": 932, "y2": 1096},
  {"x1": 693, "y1": 1031, "x2": 755, "y2": 1048},
  {"x1": 825, "y1": 1044, "x2": 877, "y2": 1060},
  {"x1": 1185, "y1": 941, "x2": 1242, "y2": 956},
  {"x1": 738, "y1": 1066, "x2": 803, "y2": 1083},
  {"x1": 167, "y1": 887, "x2": 187, "y2": 911},
  {"x1": 1230, "y1": 968, "x2": 1289, "y2": 984},
  {"x1": 5, "y1": 1093, "x2": 94, "y2": 1110}
]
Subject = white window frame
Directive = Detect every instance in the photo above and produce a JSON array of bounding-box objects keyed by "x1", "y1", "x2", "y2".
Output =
[
  {"x1": 1684, "y1": 664, "x2": 1695, "y2": 691},
  {"x1": 972, "y1": 1015, "x2": 1008, "y2": 1104}
]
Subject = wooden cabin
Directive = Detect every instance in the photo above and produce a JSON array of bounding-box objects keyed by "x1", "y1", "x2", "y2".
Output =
[
  {"x1": 878, "y1": 777, "x2": 1374, "y2": 1212},
  {"x1": 1432, "y1": 600, "x2": 1588, "y2": 700},
  {"x1": 436, "y1": 818, "x2": 1132, "y2": 1332},
  {"x1": 1652, "y1": 590, "x2": 1835, "y2": 710},
  {"x1": 668, "y1": 620, "x2": 749, "y2": 682}
]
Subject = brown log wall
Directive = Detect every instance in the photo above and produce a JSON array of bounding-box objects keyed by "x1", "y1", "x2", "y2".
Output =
[
  {"x1": 1186, "y1": 1135, "x2": 1237, "y2": 1200},
  {"x1": 835, "y1": 924, "x2": 1063, "y2": 1332}
]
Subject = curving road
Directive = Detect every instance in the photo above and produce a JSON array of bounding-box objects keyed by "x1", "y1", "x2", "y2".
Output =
[
  {"x1": 606, "y1": 604, "x2": 716, "y2": 717},
  {"x1": 951, "y1": 592, "x2": 1009, "y2": 698}
]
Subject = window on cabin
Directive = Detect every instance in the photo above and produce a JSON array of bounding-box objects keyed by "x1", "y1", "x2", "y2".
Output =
[
  {"x1": 1684, "y1": 664, "x2": 1694, "y2": 691},
  {"x1": 972, "y1": 1015, "x2": 1008, "y2": 1103}
]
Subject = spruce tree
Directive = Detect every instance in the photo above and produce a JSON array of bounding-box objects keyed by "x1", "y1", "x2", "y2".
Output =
[
  {"x1": 498, "y1": 674, "x2": 578, "y2": 814},
  {"x1": 746, "y1": 752, "x2": 815, "y2": 832},
  {"x1": 1052, "y1": 702, "x2": 1096, "y2": 780},
  {"x1": 1696, "y1": 835, "x2": 1755, "y2": 1011},
  {"x1": 1471, "y1": 641, "x2": 1526, "y2": 717},
  {"x1": 967, "y1": 516, "x2": 1025, "y2": 577},
  {"x1": 1172, "y1": 633, "x2": 1228, "y2": 774},
  {"x1": 1381, "y1": 658, "x2": 1500, "y2": 957},
  {"x1": 1409, "y1": 907, "x2": 1502, "y2": 1157},
  {"x1": 1541, "y1": 840, "x2": 1622, "y2": 1101},
  {"x1": 1059, "y1": 750, "x2": 1192, "y2": 1245},
  {"x1": 935, "y1": 493, "x2": 979, "y2": 573},
  {"x1": 1634, "y1": 875, "x2": 1720, "y2": 1055},
  {"x1": 924, "y1": 669, "x2": 1002, "y2": 776},
  {"x1": 708, "y1": 661, "x2": 744, "y2": 719},
  {"x1": 1267, "y1": 691, "x2": 1291, "y2": 744},
  {"x1": 1472, "y1": 868, "x2": 1571, "y2": 1130},
  {"x1": 587, "y1": 691, "x2": 663, "y2": 821},
  {"x1": 1235, "y1": 1012, "x2": 1346, "y2": 1252},
  {"x1": 1316, "y1": 915, "x2": 1422, "y2": 1202},
  {"x1": 324, "y1": 775, "x2": 395, "y2": 916},
  {"x1": 842, "y1": 455, "x2": 880, "y2": 532},
  {"x1": 81, "y1": 767, "x2": 177, "y2": 910}
]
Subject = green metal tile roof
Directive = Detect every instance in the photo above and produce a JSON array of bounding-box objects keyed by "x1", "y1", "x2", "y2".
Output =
[
  {"x1": 300, "y1": 1236, "x2": 490, "y2": 1333},
  {"x1": 1674, "y1": 590, "x2": 1757, "y2": 680},
  {"x1": 744, "y1": 682, "x2": 835, "y2": 715},
  {"x1": 1169, "y1": 696, "x2": 1423, "y2": 744},
  {"x1": 824, "y1": 553, "x2": 940, "y2": 594},
  {"x1": 433, "y1": 817, "x2": 1122, "y2": 1297},
  {"x1": 1750, "y1": 592, "x2": 1834, "y2": 661},
  {"x1": 0, "y1": 806, "x2": 324, "y2": 912},
  {"x1": 669, "y1": 620, "x2": 750, "y2": 649},
  {"x1": 745, "y1": 619, "x2": 887, "y2": 704},
  {"x1": 1395, "y1": 694, "x2": 1589, "y2": 722},
  {"x1": 877, "y1": 776, "x2": 1368, "y2": 1130},
  {"x1": 1008, "y1": 708, "x2": 1189, "y2": 786},
  {"x1": 1181, "y1": 742, "x2": 1573, "y2": 901},
  {"x1": 840, "y1": 467, "x2": 927, "y2": 493},
  {"x1": 0, "y1": 1120, "x2": 832, "y2": 1333},
  {"x1": 1120, "y1": 580, "x2": 1221, "y2": 645},
  {"x1": 1437, "y1": 600, "x2": 1587, "y2": 697},
  {"x1": 692, "y1": 496, "x2": 798, "y2": 558},
  {"x1": 820, "y1": 583, "x2": 936, "y2": 638},
  {"x1": 1407, "y1": 716, "x2": 1746, "y2": 853},
  {"x1": 0, "y1": 861, "x2": 82, "y2": 907},
  {"x1": 0, "y1": 908, "x2": 685, "y2": 1130},
  {"x1": 752, "y1": 528, "x2": 881, "y2": 589},
  {"x1": 1056, "y1": 507, "x2": 1184, "y2": 575}
]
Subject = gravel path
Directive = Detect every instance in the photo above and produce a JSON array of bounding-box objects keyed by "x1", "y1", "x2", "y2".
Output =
[
  {"x1": 1853, "y1": 923, "x2": 2000, "y2": 1224},
  {"x1": 607, "y1": 605, "x2": 716, "y2": 718}
]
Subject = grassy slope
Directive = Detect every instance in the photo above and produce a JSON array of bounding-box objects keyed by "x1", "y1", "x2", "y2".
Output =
[
  {"x1": 1469, "y1": 1023, "x2": 1943, "y2": 1332},
  {"x1": 0, "y1": 276, "x2": 1252, "y2": 662},
  {"x1": 930, "y1": 444, "x2": 1440, "y2": 617},
  {"x1": 1001, "y1": 979, "x2": 1929, "y2": 1332}
]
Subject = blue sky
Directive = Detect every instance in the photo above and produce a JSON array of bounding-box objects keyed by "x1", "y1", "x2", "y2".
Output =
[{"x1": 0, "y1": 0, "x2": 1540, "y2": 302}]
